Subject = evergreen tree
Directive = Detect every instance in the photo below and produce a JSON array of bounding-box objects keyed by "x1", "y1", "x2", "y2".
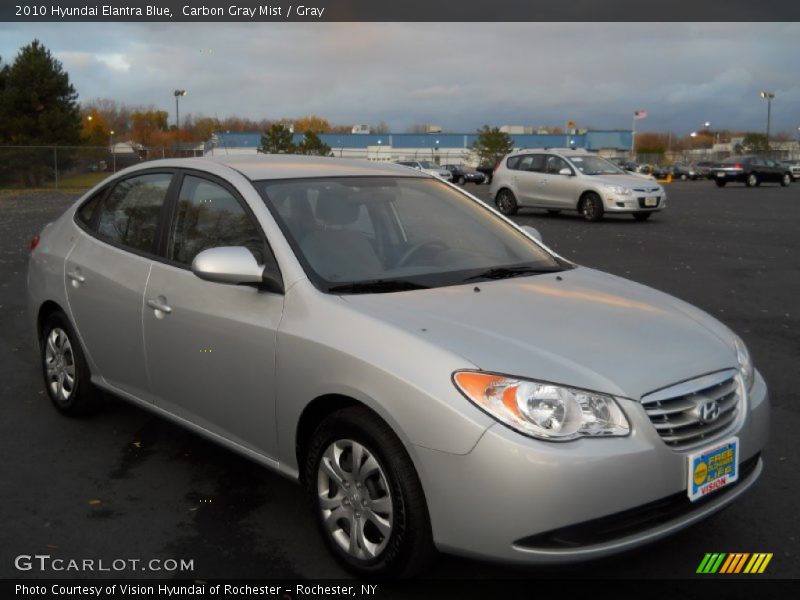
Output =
[
  {"x1": 0, "y1": 40, "x2": 81, "y2": 145},
  {"x1": 258, "y1": 124, "x2": 296, "y2": 154},
  {"x1": 297, "y1": 131, "x2": 331, "y2": 156},
  {"x1": 472, "y1": 125, "x2": 514, "y2": 168}
]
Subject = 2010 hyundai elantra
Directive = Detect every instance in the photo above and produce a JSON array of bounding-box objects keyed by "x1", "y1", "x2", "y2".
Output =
[{"x1": 27, "y1": 155, "x2": 769, "y2": 577}]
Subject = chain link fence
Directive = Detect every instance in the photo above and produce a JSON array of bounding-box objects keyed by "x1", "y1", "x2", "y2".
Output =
[{"x1": 0, "y1": 145, "x2": 198, "y2": 190}]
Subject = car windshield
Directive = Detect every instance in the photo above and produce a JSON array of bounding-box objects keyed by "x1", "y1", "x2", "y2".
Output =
[
  {"x1": 256, "y1": 177, "x2": 567, "y2": 293},
  {"x1": 566, "y1": 155, "x2": 626, "y2": 175},
  {"x1": 417, "y1": 161, "x2": 438, "y2": 169}
]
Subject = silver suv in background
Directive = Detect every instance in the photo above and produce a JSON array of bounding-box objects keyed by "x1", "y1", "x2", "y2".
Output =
[{"x1": 489, "y1": 149, "x2": 666, "y2": 221}]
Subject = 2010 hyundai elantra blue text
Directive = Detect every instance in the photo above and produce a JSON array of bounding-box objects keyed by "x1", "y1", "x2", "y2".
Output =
[{"x1": 27, "y1": 155, "x2": 769, "y2": 577}]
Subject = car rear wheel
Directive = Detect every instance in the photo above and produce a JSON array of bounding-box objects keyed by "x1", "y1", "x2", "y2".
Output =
[
  {"x1": 40, "y1": 311, "x2": 100, "y2": 416},
  {"x1": 745, "y1": 173, "x2": 759, "y2": 187},
  {"x1": 715, "y1": 179, "x2": 726, "y2": 187},
  {"x1": 633, "y1": 212, "x2": 652, "y2": 221},
  {"x1": 580, "y1": 193, "x2": 604, "y2": 222},
  {"x1": 781, "y1": 173, "x2": 791, "y2": 187},
  {"x1": 305, "y1": 407, "x2": 435, "y2": 578},
  {"x1": 495, "y1": 189, "x2": 518, "y2": 216},
  {"x1": 680, "y1": 173, "x2": 688, "y2": 181}
]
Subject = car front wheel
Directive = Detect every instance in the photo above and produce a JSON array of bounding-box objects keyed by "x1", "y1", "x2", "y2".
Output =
[
  {"x1": 40, "y1": 311, "x2": 100, "y2": 416},
  {"x1": 305, "y1": 407, "x2": 435, "y2": 578},
  {"x1": 781, "y1": 173, "x2": 791, "y2": 187},
  {"x1": 745, "y1": 173, "x2": 759, "y2": 187},
  {"x1": 580, "y1": 192, "x2": 604, "y2": 222}
]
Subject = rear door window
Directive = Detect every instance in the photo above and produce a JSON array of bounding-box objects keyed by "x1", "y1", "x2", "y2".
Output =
[{"x1": 96, "y1": 173, "x2": 173, "y2": 254}]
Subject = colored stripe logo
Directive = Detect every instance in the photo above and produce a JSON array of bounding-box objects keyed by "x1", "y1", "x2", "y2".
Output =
[{"x1": 697, "y1": 553, "x2": 773, "y2": 574}]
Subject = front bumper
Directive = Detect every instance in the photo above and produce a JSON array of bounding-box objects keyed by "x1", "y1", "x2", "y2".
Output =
[
  {"x1": 413, "y1": 370, "x2": 768, "y2": 564},
  {"x1": 602, "y1": 192, "x2": 666, "y2": 213}
]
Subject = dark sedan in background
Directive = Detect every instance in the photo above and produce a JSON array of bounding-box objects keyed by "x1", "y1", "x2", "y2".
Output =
[
  {"x1": 442, "y1": 164, "x2": 486, "y2": 184},
  {"x1": 713, "y1": 156, "x2": 793, "y2": 187}
]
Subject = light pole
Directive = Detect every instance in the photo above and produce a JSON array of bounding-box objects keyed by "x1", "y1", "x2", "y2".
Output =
[
  {"x1": 109, "y1": 130, "x2": 116, "y2": 172},
  {"x1": 174, "y1": 89, "x2": 187, "y2": 131},
  {"x1": 377, "y1": 139, "x2": 382, "y2": 161},
  {"x1": 434, "y1": 139, "x2": 439, "y2": 163},
  {"x1": 760, "y1": 91, "x2": 775, "y2": 147}
]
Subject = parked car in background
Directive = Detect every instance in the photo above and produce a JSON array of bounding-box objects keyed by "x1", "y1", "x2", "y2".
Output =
[
  {"x1": 395, "y1": 160, "x2": 452, "y2": 180},
  {"x1": 693, "y1": 161, "x2": 716, "y2": 179},
  {"x1": 712, "y1": 156, "x2": 793, "y2": 187},
  {"x1": 780, "y1": 160, "x2": 800, "y2": 181},
  {"x1": 476, "y1": 163, "x2": 497, "y2": 184},
  {"x1": 607, "y1": 157, "x2": 640, "y2": 173},
  {"x1": 28, "y1": 155, "x2": 768, "y2": 577},
  {"x1": 490, "y1": 149, "x2": 666, "y2": 221},
  {"x1": 668, "y1": 163, "x2": 700, "y2": 181},
  {"x1": 442, "y1": 164, "x2": 486, "y2": 184}
]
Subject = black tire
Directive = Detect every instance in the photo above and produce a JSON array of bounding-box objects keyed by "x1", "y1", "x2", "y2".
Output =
[
  {"x1": 304, "y1": 406, "x2": 436, "y2": 579},
  {"x1": 40, "y1": 311, "x2": 101, "y2": 416},
  {"x1": 633, "y1": 212, "x2": 652, "y2": 221},
  {"x1": 680, "y1": 173, "x2": 688, "y2": 181},
  {"x1": 457, "y1": 176, "x2": 465, "y2": 185},
  {"x1": 495, "y1": 189, "x2": 518, "y2": 216},
  {"x1": 546, "y1": 209, "x2": 561, "y2": 215},
  {"x1": 745, "y1": 173, "x2": 759, "y2": 187},
  {"x1": 580, "y1": 192, "x2": 604, "y2": 222},
  {"x1": 715, "y1": 179, "x2": 727, "y2": 187},
  {"x1": 781, "y1": 173, "x2": 791, "y2": 187}
]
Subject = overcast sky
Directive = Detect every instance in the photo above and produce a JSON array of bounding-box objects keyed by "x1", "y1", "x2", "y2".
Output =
[{"x1": 1, "y1": 22, "x2": 798, "y2": 134}]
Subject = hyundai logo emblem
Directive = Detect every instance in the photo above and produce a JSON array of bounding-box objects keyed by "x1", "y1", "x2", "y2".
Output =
[{"x1": 699, "y1": 400, "x2": 721, "y2": 423}]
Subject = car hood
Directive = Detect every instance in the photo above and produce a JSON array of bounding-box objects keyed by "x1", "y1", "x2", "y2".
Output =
[
  {"x1": 591, "y1": 173, "x2": 662, "y2": 189},
  {"x1": 341, "y1": 267, "x2": 737, "y2": 401}
]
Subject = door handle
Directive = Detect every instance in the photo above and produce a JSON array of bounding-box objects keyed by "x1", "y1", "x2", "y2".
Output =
[
  {"x1": 67, "y1": 270, "x2": 85, "y2": 283},
  {"x1": 146, "y1": 297, "x2": 172, "y2": 314}
]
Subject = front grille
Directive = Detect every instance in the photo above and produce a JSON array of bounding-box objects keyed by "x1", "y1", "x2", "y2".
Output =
[
  {"x1": 632, "y1": 186, "x2": 660, "y2": 193},
  {"x1": 641, "y1": 369, "x2": 742, "y2": 449},
  {"x1": 514, "y1": 453, "x2": 760, "y2": 550}
]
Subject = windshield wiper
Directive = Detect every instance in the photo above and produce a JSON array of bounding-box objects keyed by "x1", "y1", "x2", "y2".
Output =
[
  {"x1": 327, "y1": 279, "x2": 430, "y2": 294},
  {"x1": 462, "y1": 266, "x2": 562, "y2": 282}
]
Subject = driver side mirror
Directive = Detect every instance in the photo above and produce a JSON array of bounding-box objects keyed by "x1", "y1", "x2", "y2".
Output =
[
  {"x1": 192, "y1": 246, "x2": 284, "y2": 294},
  {"x1": 521, "y1": 225, "x2": 543, "y2": 242},
  {"x1": 558, "y1": 168, "x2": 573, "y2": 176}
]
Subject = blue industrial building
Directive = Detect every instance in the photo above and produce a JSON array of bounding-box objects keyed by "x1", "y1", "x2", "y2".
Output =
[{"x1": 206, "y1": 130, "x2": 633, "y2": 159}]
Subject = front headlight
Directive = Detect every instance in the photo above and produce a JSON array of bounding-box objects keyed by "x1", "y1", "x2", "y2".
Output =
[
  {"x1": 603, "y1": 184, "x2": 632, "y2": 196},
  {"x1": 453, "y1": 371, "x2": 630, "y2": 441},
  {"x1": 734, "y1": 335, "x2": 755, "y2": 390}
]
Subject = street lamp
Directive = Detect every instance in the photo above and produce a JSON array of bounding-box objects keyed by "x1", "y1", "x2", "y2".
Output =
[
  {"x1": 174, "y1": 89, "x2": 187, "y2": 131},
  {"x1": 434, "y1": 139, "x2": 439, "y2": 163},
  {"x1": 109, "y1": 130, "x2": 116, "y2": 173},
  {"x1": 760, "y1": 91, "x2": 775, "y2": 146},
  {"x1": 376, "y1": 139, "x2": 382, "y2": 161}
]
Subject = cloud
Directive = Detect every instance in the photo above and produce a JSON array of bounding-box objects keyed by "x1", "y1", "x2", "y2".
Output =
[
  {"x1": 95, "y1": 53, "x2": 131, "y2": 72},
  {"x1": 4, "y1": 22, "x2": 800, "y2": 133},
  {"x1": 410, "y1": 85, "x2": 462, "y2": 99}
]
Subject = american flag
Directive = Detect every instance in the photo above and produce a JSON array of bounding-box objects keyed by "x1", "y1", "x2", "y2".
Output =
[{"x1": 634, "y1": 110, "x2": 648, "y2": 120}]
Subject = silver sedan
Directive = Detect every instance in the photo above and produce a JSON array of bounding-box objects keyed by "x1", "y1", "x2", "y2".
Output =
[{"x1": 27, "y1": 155, "x2": 769, "y2": 577}]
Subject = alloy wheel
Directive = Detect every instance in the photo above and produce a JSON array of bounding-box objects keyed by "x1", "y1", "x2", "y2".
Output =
[
  {"x1": 44, "y1": 327, "x2": 76, "y2": 402},
  {"x1": 317, "y1": 439, "x2": 394, "y2": 561}
]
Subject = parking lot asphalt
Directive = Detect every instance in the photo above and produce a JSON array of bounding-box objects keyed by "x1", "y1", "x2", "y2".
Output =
[{"x1": 0, "y1": 181, "x2": 798, "y2": 580}]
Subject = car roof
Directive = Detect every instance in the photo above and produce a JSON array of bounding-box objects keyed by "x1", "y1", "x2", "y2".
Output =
[{"x1": 127, "y1": 154, "x2": 429, "y2": 180}]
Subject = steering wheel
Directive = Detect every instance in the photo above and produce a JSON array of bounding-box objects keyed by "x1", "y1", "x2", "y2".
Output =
[{"x1": 396, "y1": 241, "x2": 448, "y2": 268}]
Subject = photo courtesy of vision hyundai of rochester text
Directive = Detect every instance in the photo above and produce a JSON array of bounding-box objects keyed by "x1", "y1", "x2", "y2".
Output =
[{"x1": 27, "y1": 155, "x2": 769, "y2": 577}]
